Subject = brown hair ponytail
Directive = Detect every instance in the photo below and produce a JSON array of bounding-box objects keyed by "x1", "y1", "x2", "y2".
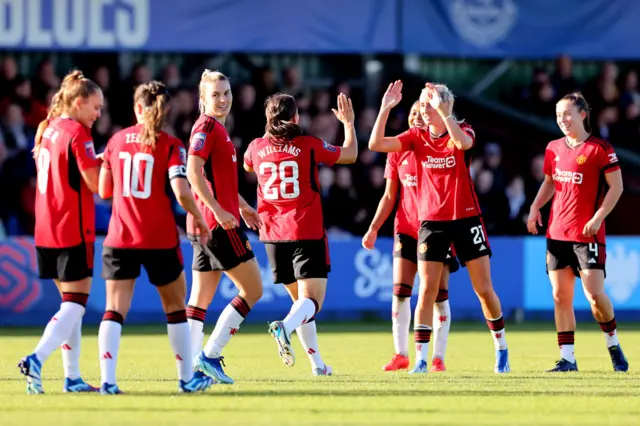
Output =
[
  {"x1": 134, "y1": 81, "x2": 170, "y2": 150},
  {"x1": 33, "y1": 70, "x2": 101, "y2": 157},
  {"x1": 264, "y1": 93, "x2": 303, "y2": 141}
]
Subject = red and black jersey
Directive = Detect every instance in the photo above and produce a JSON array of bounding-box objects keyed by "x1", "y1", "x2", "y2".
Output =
[
  {"x1": 103, "y1": 125, "x2": 186, "y2": 249},
  {"x1": 544, "y1": 135, "x2": 620, "y2": 244},
  {"x1": 187, "y1": 115, "x2": 239, "y2": 232},
  {"x1": 397, "y1": 123, "x2": 480, "y2": 221},
  {"x1": 244, "y1": 136, "x2": 341, "y2": 242},
  {"x1": 34, "y1": 117, "x2": 98, "y2": 248},
  {"x1": 384, "y1": 151, "x2": 419, "y2": 238}
]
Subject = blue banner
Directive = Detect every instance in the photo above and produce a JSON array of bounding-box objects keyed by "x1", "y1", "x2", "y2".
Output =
[
  {"x1": 402, "y1": 0, "x2": 640, "y2": 59},
  {"x1": 2, "y1": 0, "x2": 639, "y2": 57},
  {"x1": 524, "y1": 237, "x2": 640, "y2": 310},
  {"x1": 0, "y1": 236, "x2": 524, "y2": 326},
  {"x1": 0, "y1": 0, "x2": 397, "y2": 53}
]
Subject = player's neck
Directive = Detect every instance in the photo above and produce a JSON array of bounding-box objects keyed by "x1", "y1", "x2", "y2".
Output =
[
  {"x1": 565, "y1": 130, "x2": 590, "y2": 148},
  {"x1": 205, "y1": 113, "x2": 226, "y2": 126},
  {"x1": 429, "y1": 123, "x2": 447, "y2": 138}
]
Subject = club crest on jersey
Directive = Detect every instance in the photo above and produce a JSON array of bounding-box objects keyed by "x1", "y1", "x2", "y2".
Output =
[
  {"x1": 192, "y1": 132, "x2": 206, "y2": 151},
  {"x1": 84, "y1": 141, "x2": 96, "y2": 159},
  {"x1": 447, "y1": 140, "x2": 455, "y2": 149},
  {"x1": 246, "y1": 240, "x2": 252, "y2": 251},
  {"x1": 576, "y1": 154, "x2": 587, "y2": 165},
  {"x1": 323, "y1": 141, "x2": 337, "y2": 152},
  {"x1": 394, "y1": 242, "x2": 402, "y2": 252},
  {"x1": 419, "y1": 243, "x2": 427, "y2": 254}
]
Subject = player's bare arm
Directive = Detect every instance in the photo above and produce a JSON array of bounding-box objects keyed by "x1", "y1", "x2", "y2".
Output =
[
  {"x1": 332, "y1": 93, "x2": 358, "y2": 164},
  {"x1": 368, "y1": 81, "x2": 404, "y2": 153},
  {"x1": 238, "y1": 194, "x2": 262, "y2": 230},
  {"x1": 170, "y1": 177, "x2": 211, "y2": 244},
  {"x1": 98, "y1": 166, "x2": 113, "y2": 199},
  {"x1": 186, "y1": 154, "x2": 239, "y2": 230},
  {"x1": 583, "y1": 169, "x2": 623, "y2": 237},
  {"x1": 424, "y1": 83, "x2": 473, "y2": 151},
  {"x1": 363, "y1": 177, "x2": 398, "y2": 250},
  {"x1": 527, "y1": 174, "x2": 555, "y2": 235},
  {"x1": 80, "y1": 167, "x2": 100, "y2": 194}
]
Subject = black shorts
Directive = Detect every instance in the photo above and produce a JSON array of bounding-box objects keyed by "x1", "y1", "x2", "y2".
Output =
[
  {"x1": 265, "y1": 239, "x2": 330, "y2": 284},
  {"x1": 102, "y1": 246, "x2": 183, "y2": 286},
  {"x1": 188, "y1": 227, "x2": 255, "y2": 272},
  {"x1": 36, "y1": 242, "x2": 94, "y2": 282},
  {"x1": 418, "y1": 216, "x2": 492, "y2": 264},
  {"x1": 393, "y1": 233, "x2": 460, "y2": 273},
  {"x1": 546, "y1": 239, "x2": 606, "y2": 277}
]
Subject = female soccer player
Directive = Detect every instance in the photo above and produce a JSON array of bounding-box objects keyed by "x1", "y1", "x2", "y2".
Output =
[
  {"x1": 18, "y1": 70, "x2": 102, "y2": 394},
  {"x1": 185, "y1": 70, "x2": 263, "y2": 385},
  {"x1": 368, "y1": 81, "x2": 510, "y2": 374},
  {"x1": 97, "y1": 81, "x2": 213, "y2": 394},
  {"x1": 244, "y1": 93, "x2": 357, "y2": 374},
  {"x1": 363, "y1": 100, "x2": 459, "y2": 372},
  {"x1": 527, "y1": 92, "x2": 628, "y2": 372}
]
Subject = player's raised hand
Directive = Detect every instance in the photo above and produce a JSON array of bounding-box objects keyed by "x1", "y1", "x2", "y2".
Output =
[
  {"x1": 423, "y1": 83, "x2": 443, "y2": 109},
  {"x1": 332, "y1": 93, "x2": 355, "y2": 125},
  {"x1": 582, "y1": 216, "x2": 603, "y2": 237},
  {"x1": 240, "y1": 204, "x2": 263, "y2": 231},
  {"x1": 213, "y1": 207, "x2": 239, "y2": 230},
  {"x1": 527, "y1": 208, "x2": 543, "y2": 235},
  {"x1": 362, "y1": 228, "x2": 378, "y2": 250},
  {"x1": 381, "y1": 80, "x2": 403, "y2": 111}
]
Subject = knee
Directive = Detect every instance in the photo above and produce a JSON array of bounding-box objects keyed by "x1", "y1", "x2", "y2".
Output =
[
  {"x1": 474, "y1": 286, "x2": 495, "y2": 303},
  {"x1": 243, "y1": 285, "x2": 263, "y2": 305},
  {"x1": 583, "y1": 288, "x2": 606, "y2": 306},
  {"x1": 552, "y1": 288, "x2": 573, "y2": 306}
]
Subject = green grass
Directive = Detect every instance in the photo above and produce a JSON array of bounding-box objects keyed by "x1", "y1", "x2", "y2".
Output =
[{"x1": 1, "y1": 323, "x2": 639, "y2": 425}]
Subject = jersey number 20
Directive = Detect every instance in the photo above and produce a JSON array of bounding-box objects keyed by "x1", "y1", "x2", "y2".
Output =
[
  {"x1": 119, "y1": 152, "x2": 154, "y2": 199},
  {"x1": 259, "y1": 161, "x2": 300, "y2": 200}
]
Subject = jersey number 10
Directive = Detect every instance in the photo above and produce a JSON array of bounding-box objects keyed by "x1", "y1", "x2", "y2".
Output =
[
  {"x1": 119, "y1": 152, "x2": 154, "y2": 199},
  {"x1": 259, "y1": 161, "x2": 300, "y2": 200}
]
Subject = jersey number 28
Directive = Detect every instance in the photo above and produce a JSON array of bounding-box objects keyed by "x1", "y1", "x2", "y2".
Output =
[
  {"x1": 259, "y1": 161, "x2": 300, "y2": 200},
  {"x1": 119, "y1": 152, "x2": 154, "y2": 199}
]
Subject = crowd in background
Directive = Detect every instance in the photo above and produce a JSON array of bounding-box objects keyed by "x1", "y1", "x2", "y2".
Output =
[
  {"x1": 0, "y1": 55, "x2": 633, "y2": 238},
  {"x1": 516, "y1": 55, "x2": 640, "y2": 153}
]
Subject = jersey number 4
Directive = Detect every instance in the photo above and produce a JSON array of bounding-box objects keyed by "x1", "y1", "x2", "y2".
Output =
[
  {"x1": 259, "y1": 161, "x2": 300, "y2": 200},
  {"x1": 120, "y1": 152, "x2": 154, "y2": 199}
]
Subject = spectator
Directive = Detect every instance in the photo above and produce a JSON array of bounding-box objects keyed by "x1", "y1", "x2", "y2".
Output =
[
  {"x1": 550, "y1": 55, "x2": 580, "y2": 99},
  {"x1": 483, "y1": 142, "x2": 507, "y2": 192},
  {"x1": 0, "y1": 56, "x2": 19, "y2": 100},
  {"x1": 475, "y1": 169, "x2": 509, "y2": 234},
  {"x1": 505, "y1": 176, "x2": 528, "y2": 235}
]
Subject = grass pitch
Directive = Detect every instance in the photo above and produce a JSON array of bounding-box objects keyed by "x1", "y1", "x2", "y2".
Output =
[{"x1": 1, "y1": 322, "x2": 639, "y2": 425}]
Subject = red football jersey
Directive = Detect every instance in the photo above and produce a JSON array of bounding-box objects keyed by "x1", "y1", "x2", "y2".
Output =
[
  {"x1": 544, "y1": 136, "x2": 620, "y2": 244},
  {"x1": 34, "y1": 117, "x2": 98, "y2": 248},
  {"x1": 244, "y1": 136, "x2": 341, "y2": 241},
  {"x1": 397, "y1": 124, "x2": 480, "y2": 221},
  {"x1": 102, "y1": 125, "x2": 186, "y2": 249},
  {"x1": 187, "y1": 115, "x2": 239, "y2": 232},
  {"x1": 384, "y1": 151, "x2": 419, "y2": 238}
]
